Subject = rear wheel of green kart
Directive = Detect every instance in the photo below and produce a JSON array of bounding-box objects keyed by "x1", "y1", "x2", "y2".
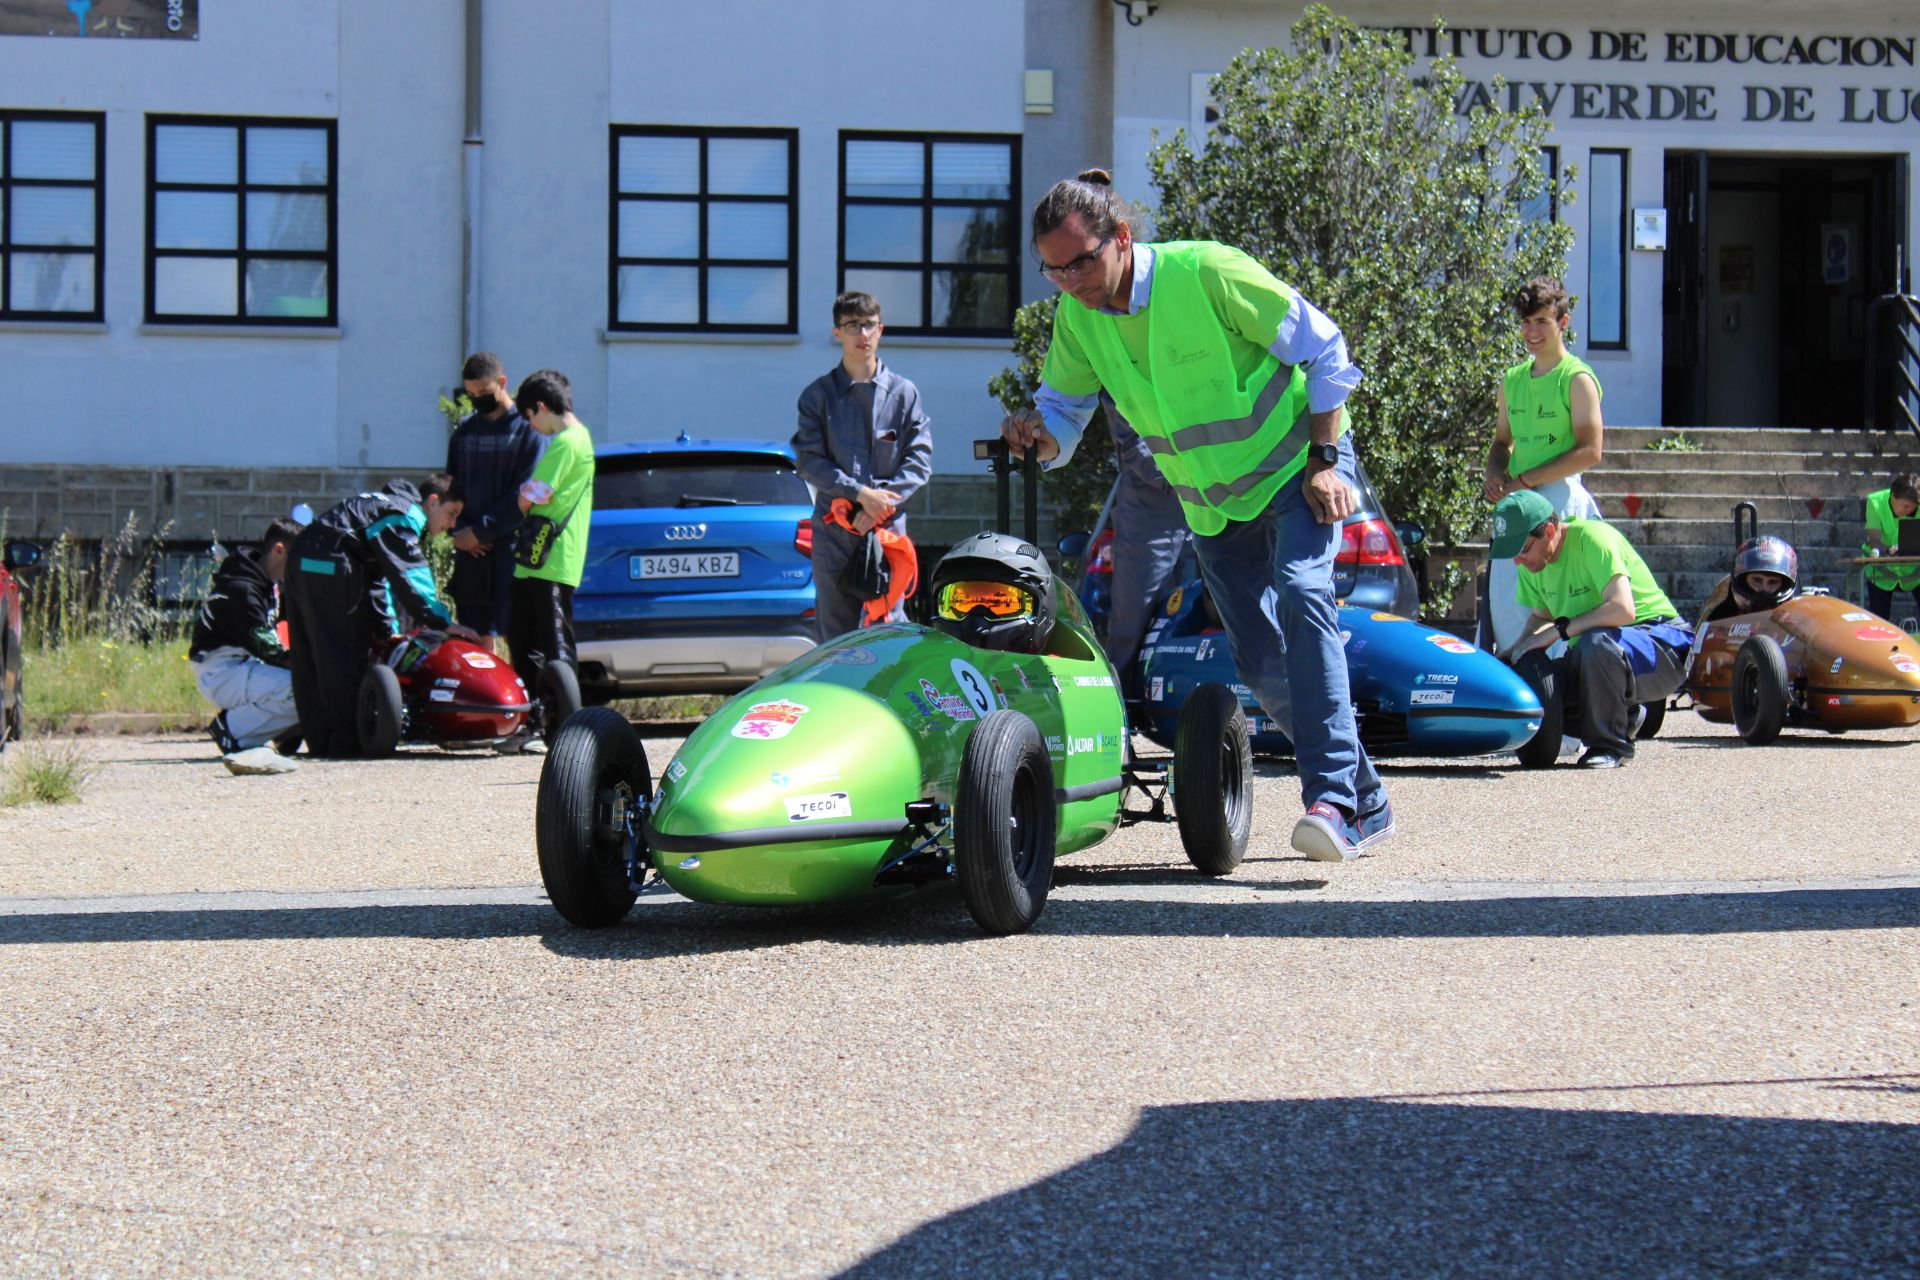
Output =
[
  {"x1": 954, "y1": 710, "x2": 1056, "y2": 936},
  {"x1": 356, "y1": 663, "x2": 404, "y2": 757},
  {"x1": 537, "y1": 706, "x2": 651, "y2": 928},
  {"x1": 537, "y1": 661, "x2": 583, "y2": 744},
  {"x1": 1173, "y1": 682, "x2": 1250, "y2": 875}
]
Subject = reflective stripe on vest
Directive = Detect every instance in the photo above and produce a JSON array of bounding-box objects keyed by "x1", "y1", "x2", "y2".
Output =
[{"x1": 1055, "y1": 241, "x2": 1318, "y2": 535}]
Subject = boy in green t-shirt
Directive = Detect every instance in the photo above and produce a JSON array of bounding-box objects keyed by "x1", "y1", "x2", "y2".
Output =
[
  {"x1": 1491, "y1": 489, "x2": 1692, "y2": 768},
  {"x1": 509, "y1": 369, "x2": 594, "y2": 736}
]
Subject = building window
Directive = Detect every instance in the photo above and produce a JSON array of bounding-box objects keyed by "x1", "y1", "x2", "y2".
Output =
[
  {"x1": 1519, "y1": 145, "x2": 1559, "y2": 225},
  {"x1": 1, "y1": 111, "x2": 105, "y2": 321},
  {"x1": 1586, "y1": 147, "x2": 1627, "y2": 349},
  {"x1": 145, "y1": 115, "x2": 336, "y2": 325},
  {"x1": 609, "y1": 126, "x2": 798, "y2": 333},
  {"x1": 840, "y1": 131, "x2": 1019, "y2": 336}
]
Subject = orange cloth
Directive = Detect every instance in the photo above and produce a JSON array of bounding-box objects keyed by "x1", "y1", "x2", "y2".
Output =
[{"x1": 827, "y1": 498, "x2": 919, "y2": 626}]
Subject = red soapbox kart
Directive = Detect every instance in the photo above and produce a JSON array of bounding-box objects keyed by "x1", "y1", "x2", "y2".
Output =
[{"x1": 354, "y1": 629, "x2": 581, "y2": 755}]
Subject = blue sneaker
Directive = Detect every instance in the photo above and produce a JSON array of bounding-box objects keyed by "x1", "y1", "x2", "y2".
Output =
[{"x1": 1291, "y1": 799, "x2": 1395, "y2": 863}]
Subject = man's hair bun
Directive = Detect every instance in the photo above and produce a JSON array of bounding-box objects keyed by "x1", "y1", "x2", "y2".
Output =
[{"x1": 1076, "y1": 167, "x2": 1113, "y2": 187}]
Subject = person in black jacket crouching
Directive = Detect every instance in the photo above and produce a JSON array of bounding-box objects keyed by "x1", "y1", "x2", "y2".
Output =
[{"x1": 189, "y1": 517, "x2": 305, "y2": 756}]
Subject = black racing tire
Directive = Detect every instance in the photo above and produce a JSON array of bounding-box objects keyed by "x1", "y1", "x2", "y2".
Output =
[
  {"x1": 356, "y1": 663, "x2": 404, "y2": 757},
  {"x1": 1732, "y1": 635, "x2": 1789, "y2": 745},
  {"x1": 1514, "y1": 650, "x2": 1563, "y2": 770},
  {"x1": 1172, "y1": 682, "x2": 1251, "y2": 875},
  {"x1": 536, "y1": 706, "x2": 651, "y2": 928},
  {"x1": 536, "y1": 661, "x2": 583, "y2": 745},
  {"x1": 954, "y1": 710, "x2": 1057, "y2": 936},
  {"x1": 1636, "y1": 698, "x2": 1667, "y2": 741}
]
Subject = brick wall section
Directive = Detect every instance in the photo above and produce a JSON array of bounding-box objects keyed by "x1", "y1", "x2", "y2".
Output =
[{"x1": 0, "y1": 464, "x2": 1057, "y2": 552}]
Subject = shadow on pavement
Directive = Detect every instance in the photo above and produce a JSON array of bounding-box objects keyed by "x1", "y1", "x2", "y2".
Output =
[
  {"x1": 1661, "y1": 733, "x2": 1915, "y2": 751},
  {"x1": 838, "y1": 1097, "x2": 1919, "y2": 1277},
  {"x1": 5, "y1": 884, "x2": 1917, "y2": 956}
]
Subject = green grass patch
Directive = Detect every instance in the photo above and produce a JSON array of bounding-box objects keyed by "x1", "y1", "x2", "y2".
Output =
[
  {"x1": 610, "y1": 694, "x2": 727, "y2": 723},
  {"x1": 1, "y1": 737, "x2": 97, "y2": 807},
  {"x1": 24, "y1": 636, "x2": 205, "y2": 730},
  {"x1": 1644, "y1": 431, "x2": 1705, "y2": 453}
]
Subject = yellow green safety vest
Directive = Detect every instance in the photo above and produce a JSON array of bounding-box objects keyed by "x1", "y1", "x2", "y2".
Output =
[
  {"x1": 1054, "y1": 241, "x2": 1319, "y2": 536},
  {"x1": 1863, "y1": 488, "x2": 1920, "y2": 589}
]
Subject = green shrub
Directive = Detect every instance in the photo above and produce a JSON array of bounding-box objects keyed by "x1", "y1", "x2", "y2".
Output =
[{"x1": 1, "y1": 737, "x2": 97, "y2": 807}]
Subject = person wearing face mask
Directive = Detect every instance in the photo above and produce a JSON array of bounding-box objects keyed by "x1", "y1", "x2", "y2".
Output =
[{"x1": 445, "y1": 351, "x2": 547, "y2": 654}]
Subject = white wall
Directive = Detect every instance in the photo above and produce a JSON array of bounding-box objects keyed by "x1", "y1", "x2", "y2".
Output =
[
  {"x1": 0, "y1": 0, "x2": 465, "y2": 468},
  {"x1": 1107, "y1": 2, "x2": 1920, "y2": 428}
]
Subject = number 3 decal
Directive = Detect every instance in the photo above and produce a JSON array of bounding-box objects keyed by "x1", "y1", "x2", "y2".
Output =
[{"x1": 950, "y1": 658, "x2": 995, "y2": 717}]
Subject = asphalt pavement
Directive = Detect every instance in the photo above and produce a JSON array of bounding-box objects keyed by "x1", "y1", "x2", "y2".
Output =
[{"x1": 1, "y1": 721, "x2": 1916, "y2": 1277}]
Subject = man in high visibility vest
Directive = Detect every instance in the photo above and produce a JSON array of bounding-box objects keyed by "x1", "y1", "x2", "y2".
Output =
[
  {"x1": 1001, "y1": 169, "x2": 1389, "y2": 862},
  {"x1": 1861, "y1": 473, "x2": 1920, "y2": 626}
]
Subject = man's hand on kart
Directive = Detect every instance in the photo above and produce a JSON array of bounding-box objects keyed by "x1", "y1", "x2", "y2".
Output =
[
  {"x1": 1000, "y1": 408, "x2": 1059, "y2": 464},
  {"x1": 1504, "y1": 625, "x2": 1558, "y2": 662},
  {"x1": 452, "y1": 527, "x2": 488, "y2": 555},
  {"x1": 854, "y1": 486, "x2": 900, "y2": 534},
  {"x1": 446, "y1": 623, "x2": 485, "y2": 642}
]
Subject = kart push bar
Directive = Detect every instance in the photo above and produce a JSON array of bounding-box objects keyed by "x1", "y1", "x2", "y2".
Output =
[{"x1": 974, "y1": 437, "x2": 1043, "y2": 546}]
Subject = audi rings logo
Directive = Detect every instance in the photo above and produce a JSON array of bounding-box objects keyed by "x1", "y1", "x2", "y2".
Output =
[{"x1": 663, "y1": 523, "x2": 708, "y2": 542}]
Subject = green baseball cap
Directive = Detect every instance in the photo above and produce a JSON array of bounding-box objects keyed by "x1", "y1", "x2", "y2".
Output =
[{"x1": 1489, "y1": 489, "x2": 1556, "y2": 559}]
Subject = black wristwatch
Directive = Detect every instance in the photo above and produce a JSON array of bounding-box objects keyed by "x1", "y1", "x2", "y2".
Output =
[
  {"x1": 1554, "y1": 616, "x2": 1572, "y2": 642},
  {"x1": 1306, "y1": 442, "x2": 1340, "y2": 467}
]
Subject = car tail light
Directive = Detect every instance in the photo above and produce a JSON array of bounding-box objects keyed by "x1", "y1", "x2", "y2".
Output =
[
  {"x1": 1336, "y1": 518, "x2": 1406, "y2": 567},
  {"x1": 1085, "y1": 529, "x2": 1116, "y2": 576},
  {"x1": 795, "y1": 520, "x2": 813, "y2": 558}
]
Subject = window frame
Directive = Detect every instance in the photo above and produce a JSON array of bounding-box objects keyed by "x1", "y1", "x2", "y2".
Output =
[
  {"x1": 838, "y1": 129, "x2": 1021, "y2": 338},
  {"x1": 144, "y1": 112, "x2": 339, "y2": 327},
  {"x1": 0, "y1": 109, "x2": 107, "y2": 323},
  {"x1": 607, "y1": 124, "x2": 799, "y2": 335},
  {"x1": 1586, "y1": 146, "x2": 1629, "y2": 351}
]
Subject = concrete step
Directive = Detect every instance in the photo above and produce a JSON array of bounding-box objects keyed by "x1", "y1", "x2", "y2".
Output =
[
  {"x1": 1598, "y1": 448, "x2": 1920, "y2": 475},
  {"x1": 1606, "y1": 516, "x2": 1859, "y2": 549},
  {"x1": 1607, "y1": 425, "x2": 1920, "y2": 455},
  {"x1": 1586, "y1": 491, "x2": 1865, "y2": 522},
  {"x1": 1587, "y1": 467, "x2": 1899, "y2": 499}
]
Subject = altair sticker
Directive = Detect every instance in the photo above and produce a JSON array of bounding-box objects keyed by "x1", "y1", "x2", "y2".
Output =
[
  {"x1": 732, "y1": 700, "x2": 810, "y2": 740},
  {"x1": 785, "y1": 792, "x2": 852, "y2": 821}
]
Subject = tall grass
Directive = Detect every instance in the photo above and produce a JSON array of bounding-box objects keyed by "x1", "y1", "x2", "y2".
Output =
[{"x1": 16, "y1": 515, "x2": 205, "y2": 731}]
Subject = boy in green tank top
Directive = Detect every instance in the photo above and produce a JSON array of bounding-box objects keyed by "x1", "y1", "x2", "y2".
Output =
[{"x1": 1481, "y1": 278, "x2": 1604, "y2": 655}]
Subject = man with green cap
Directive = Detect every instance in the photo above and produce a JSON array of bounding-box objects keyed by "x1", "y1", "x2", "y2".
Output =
[{"x1": 1491, "y1": 489, "x2": 1693, "y2": 768}]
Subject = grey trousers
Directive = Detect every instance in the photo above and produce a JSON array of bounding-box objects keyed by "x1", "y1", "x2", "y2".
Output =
[
  {"x1": 1564, "y1": 626, "x2": 1689, "y2": 758},
  {"x1": 810, "y1": 515, "x2": 906, "y2": 642}
]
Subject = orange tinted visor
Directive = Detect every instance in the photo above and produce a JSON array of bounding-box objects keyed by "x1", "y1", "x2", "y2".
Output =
[{"x1": 937, "y1": 580, "x2": 1032, "y2": 620}]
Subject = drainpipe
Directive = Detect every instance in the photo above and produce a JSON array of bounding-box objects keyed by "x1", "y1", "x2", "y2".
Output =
[{"x1": 461, "y1": 0, "x2": 483, "y2": 358}]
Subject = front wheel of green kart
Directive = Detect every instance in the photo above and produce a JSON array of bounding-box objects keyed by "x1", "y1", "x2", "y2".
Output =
[
  {"x1": 536, "y1": 660, "x2": 583, "y2": 745},
  {"x1": 1173, "y1": 682, "x2": 1251, "y2": 875},
  {"x1": 356, "y1": 663, "x2": 404, "y2": 757},
  {"x1": 954, "y1": 710, "x2": 1057, "y2": 936},
  {"x1": 537, "y1": 706, "x2": 651, "y2": 928}
]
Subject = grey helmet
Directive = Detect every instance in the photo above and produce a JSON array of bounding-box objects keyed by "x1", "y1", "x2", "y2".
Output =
[{"x1": 929, "y1": 531, "x2": 1057, "y2": 654}]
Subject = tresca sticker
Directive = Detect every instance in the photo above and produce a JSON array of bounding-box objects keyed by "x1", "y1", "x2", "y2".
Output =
[{"x1": 731, "y1": 700, "x2": 809, "y2": 740}]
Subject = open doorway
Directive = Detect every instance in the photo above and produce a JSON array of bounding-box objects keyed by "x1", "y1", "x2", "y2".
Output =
[{"x1": 1662, "y1": 152, "x2": 1908, "y2": 428}]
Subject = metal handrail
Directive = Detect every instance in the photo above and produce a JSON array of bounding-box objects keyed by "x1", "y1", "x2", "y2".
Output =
[{"x1": 1865, "y1": 292, "x2": 1920, "y2": 438}]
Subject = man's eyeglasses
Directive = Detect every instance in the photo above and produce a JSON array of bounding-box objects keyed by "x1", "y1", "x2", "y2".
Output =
[
  {"x1": 1521, "y1": 523, "x2": 1550, "y2": 550},
  {"x1": 836, "y1": 320, "x2": 882, "y2": 336},
  {"x1": 1037, "y1": 236, "x2": 1112, "y2": 282}
]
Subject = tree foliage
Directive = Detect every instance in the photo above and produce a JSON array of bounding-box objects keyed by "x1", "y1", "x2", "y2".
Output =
[
  {"x1": 1149, "y1": 6, "x2": 1573, "y2": 550},
  {"x1": 992, "y1": 6, "x2": 1573, "y2": 565}
]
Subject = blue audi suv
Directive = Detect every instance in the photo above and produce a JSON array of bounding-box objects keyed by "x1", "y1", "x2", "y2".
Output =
[{"x1": 572, "y1": 434, "x2": 816, "y2": 701}]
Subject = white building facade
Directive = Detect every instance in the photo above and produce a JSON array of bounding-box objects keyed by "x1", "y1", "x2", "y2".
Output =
[{"x1": 1, "y1": 0, "x2": 1916, "y2": 538}]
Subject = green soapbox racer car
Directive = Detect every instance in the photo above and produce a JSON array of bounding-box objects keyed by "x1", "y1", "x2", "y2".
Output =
[
  {"x1": 534, "y1": 551, "x2": 1254, "y2": 937},
  {"x1": 535, "y1": 445, "x2": 1254, "y2": 936}
]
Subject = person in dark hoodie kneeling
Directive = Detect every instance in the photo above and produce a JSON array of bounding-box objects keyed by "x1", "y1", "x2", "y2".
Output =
[
  {"x1": 283, "y1": 474, "x2": 481, "y2": 756},
  {"x1": 189, "y1": 517, "x2": 305, "y2": 756}
]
